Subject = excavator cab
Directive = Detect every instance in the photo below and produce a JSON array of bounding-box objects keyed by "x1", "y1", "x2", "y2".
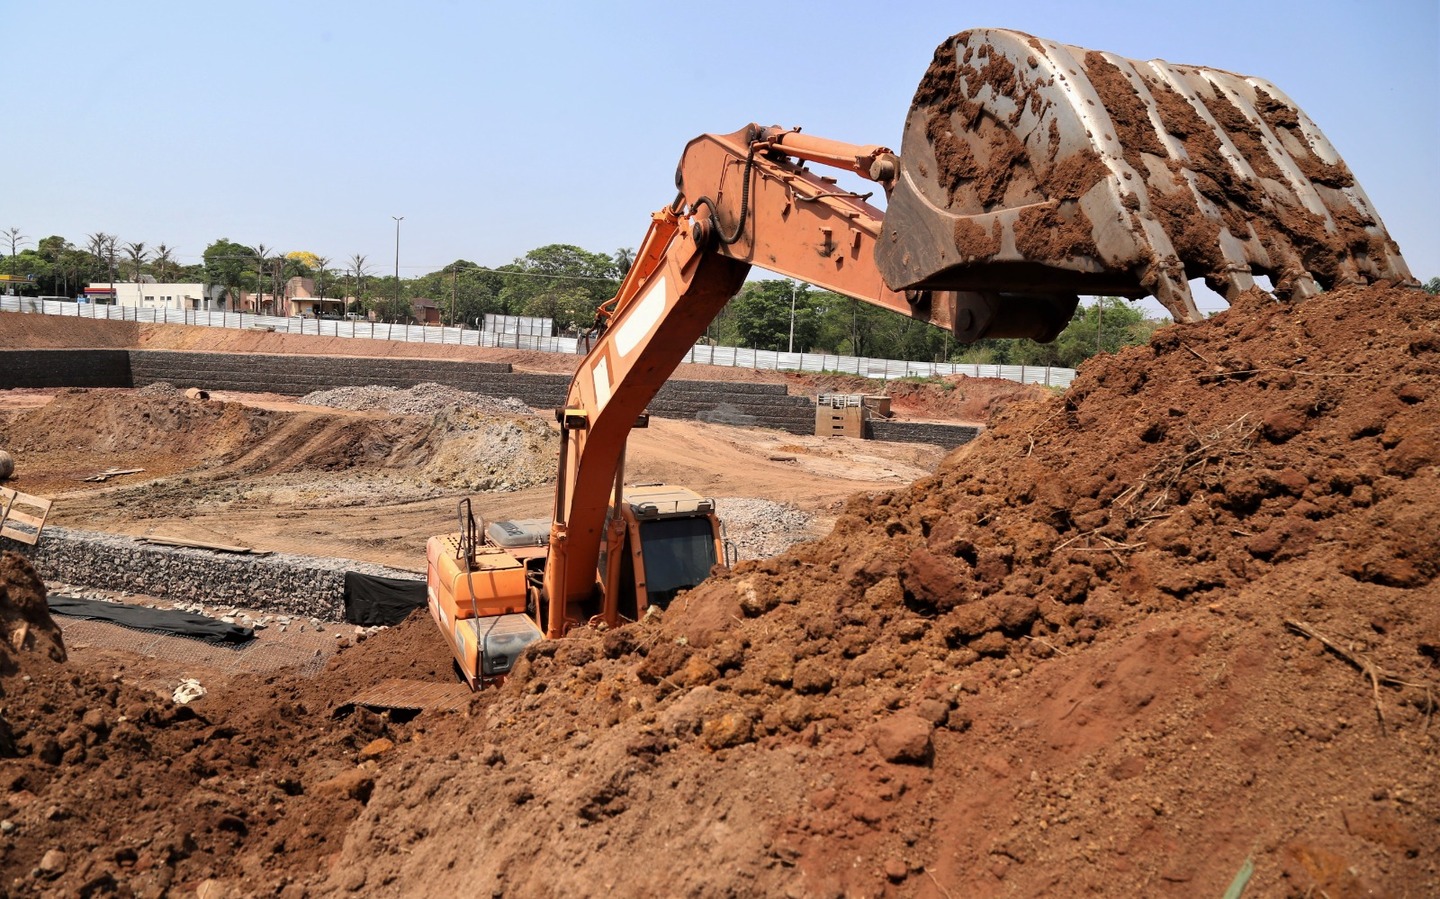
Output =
[
  {"x1": 600, "y1": 485, "x2": 723, "y2": 622},
  {"x1": 425, "y1": 503, "x2": 546, "y2": 689}
]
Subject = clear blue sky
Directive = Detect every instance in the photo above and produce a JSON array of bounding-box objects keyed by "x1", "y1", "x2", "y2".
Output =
[{"x1": 3, "y1": 0, "x2": 1435, "y2": 313}]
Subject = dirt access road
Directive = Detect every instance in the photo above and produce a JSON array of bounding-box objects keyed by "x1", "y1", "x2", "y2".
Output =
[
  {"x1": 0, "y1": 314, "x2": 1026, "y2": 570},
  {"x1": 0, "y1": 386, "x2": 948, "y2": 571}
]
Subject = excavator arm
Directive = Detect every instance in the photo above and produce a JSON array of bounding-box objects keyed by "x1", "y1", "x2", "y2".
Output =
[
  {"x1": 540, "y1": 123, "x2": 1084, "y2": 636},
  {"x1": 445, "y1": 27, "x2": 1416, "y2": 656}
]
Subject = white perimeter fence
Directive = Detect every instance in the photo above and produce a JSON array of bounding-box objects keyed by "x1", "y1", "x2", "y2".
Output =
[{"x1": 1, "y1": 297, "x2": 1076, "y2": 388}]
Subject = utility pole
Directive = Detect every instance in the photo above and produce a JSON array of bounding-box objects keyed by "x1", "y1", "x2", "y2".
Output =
[{"x1": 392, "y1": 216, "x2": 404, "y2": 319}]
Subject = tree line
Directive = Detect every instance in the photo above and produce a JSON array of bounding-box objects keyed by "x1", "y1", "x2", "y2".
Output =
[
  {"x1": 709, "y1": 279, "x2": 1167, "y2": 369},
  {"x1": 8, "y1": 227, "x2": 1300, "y2": 369}
]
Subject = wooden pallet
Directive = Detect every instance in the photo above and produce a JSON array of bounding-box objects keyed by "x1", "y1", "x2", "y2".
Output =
[{"x1": 0, "y1": 486, "x2": 52, "y2": 546}]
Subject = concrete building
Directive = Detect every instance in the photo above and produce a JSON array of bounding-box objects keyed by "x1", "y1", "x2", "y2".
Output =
[{"x1": 84, "y1": 281, "x2": 221, "y2": 311}]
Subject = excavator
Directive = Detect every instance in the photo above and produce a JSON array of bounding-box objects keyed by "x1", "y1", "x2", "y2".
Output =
[{"x1": 426, "y1": 28, "x2": 1415, "y2": 689}]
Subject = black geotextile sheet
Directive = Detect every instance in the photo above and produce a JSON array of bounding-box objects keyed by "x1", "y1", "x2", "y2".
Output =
[
  {"x1": 47, "y1": 595, "x2": 255, "y2": 644},
  {"x1": 343, "y1": 571, "x2": 427, "y2": 626}
]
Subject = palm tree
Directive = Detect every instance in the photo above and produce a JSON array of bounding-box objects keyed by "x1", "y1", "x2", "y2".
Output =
[
  {"x1": 85, "y1": 232, "x2": 112, "y2": 271},
  {"x1": 123, "y1": 241, "x2": 147, "y2": 283},
  {"x1": 253, "y1": 243, "x2": 272, "y2": 313},
  {"x1": 314, "y1": 255, "x2": 332, "y2": 315},
  {"x1": 152, "y1": 243, "x2": 175, "y2": 283},
  {"x1": 613, "y1": 247, "x2": 635, "y2": 278},
  {"x1": 348, "y1": 253, "x2": 369, "y2": 317},
  {"x1": 85, "y1": 233, "x2": 119, "y2": 299}
]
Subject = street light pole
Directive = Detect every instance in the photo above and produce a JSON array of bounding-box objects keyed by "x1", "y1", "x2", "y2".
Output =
[
  {"x1": 787, "y1": 281, "x2": 797, "y2": 353},
  {"x1": 392, "y1": 215, "x2": 404, "y2": 317}
]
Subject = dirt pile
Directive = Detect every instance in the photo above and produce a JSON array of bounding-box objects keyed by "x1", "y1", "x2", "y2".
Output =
[
  {"x1": 0, "y1": 553, "x2": 66, "y2": 677},
  {"x1": 0, "y1": 601, "x2": 460, "y2": 896},
  {"x1": 0, "y1": 312, "x2": 141, "y2": 349},
  {"x1": 299, "y1": 382, "x2": 534, "y2": 417},
  {"x1": 325, "y1": 283, "x2": 1438, "y2": 896},
  {"x1": 2, "y1": 283, "x2": 1435, "y2": 896},
  {"x1": 0, "y1": 387, "x2": 557, "y2": 501}
]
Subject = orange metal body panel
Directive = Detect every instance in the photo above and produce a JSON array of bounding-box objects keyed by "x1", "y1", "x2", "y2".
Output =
[{"x1": 425, "y1": 534, "x2": 527, "y2": 622}]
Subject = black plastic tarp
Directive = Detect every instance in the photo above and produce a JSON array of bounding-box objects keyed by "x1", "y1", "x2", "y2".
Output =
[
  {"x1": 343, "y1": 571, "x2": 426, "y2": 626},
  {"x1": 47, "y1": 595, "x2": 255, "y2": 644}
]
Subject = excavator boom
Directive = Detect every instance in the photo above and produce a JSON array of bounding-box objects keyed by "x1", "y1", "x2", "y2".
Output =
[{"x1": 435, "y1": 27, "x2": 1418, "y2": 672}]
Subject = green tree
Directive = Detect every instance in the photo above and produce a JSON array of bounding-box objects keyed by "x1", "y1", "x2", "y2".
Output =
[
  {"x1": 412, "y1": 260, "x2": 506, "y2": 327},
  {"x1": 946, "y1": 297, "x2": 1155, "y2": 368},
  {"x1": 814, "y1": 295, "x2": 895, "y2": 358},
  {"x1": 202, "y1": 239, "x2": 258, "y2": 307},
  {"x1": 727, "y1": 279, "x2": 822, "y2": 351},
  {"x1": 6, "y1": 249, "x2": 49, "y2": 295},
  {"x1": 523, "y1": 286, "x2": 591, "y2": 332},
  {"x1": 1424, "y1": 276, "x2": 1439, "y2": 295},
  {"x1": 366, "y1": 283, "x2": 411, "y2": 323},
  {"x1": 33, "y1": 236, "x2": 98, "y2": 297},
  {"x1": 498, "y1": 244, "x2": 619, "y2": 331}
]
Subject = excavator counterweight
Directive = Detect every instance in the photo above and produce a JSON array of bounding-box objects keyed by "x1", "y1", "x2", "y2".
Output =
[{"x1": 878, "y1": 29, "x2": 1416, "y2": 322}]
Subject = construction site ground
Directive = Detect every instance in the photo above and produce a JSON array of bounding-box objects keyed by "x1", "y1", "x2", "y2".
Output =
[{"x1": 1, "y1": 285, "x2": 1437, "y2": 897}]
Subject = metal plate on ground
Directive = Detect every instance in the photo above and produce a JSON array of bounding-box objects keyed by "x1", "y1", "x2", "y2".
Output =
[{"x1": 342, "y1": 678, "x2": 473, "y2": 715}]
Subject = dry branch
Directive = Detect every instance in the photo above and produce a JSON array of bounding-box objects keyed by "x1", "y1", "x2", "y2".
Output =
[{"x1": 1285, "y1": 619, "x2": 1437, "y2": 733}]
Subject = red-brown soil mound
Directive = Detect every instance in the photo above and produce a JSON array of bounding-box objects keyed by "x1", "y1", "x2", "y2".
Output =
[{"x1": 1, "y1": 284, "x2": 1435, "y2": 897}]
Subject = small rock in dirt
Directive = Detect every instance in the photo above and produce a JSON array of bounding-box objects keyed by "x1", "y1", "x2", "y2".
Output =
[
  {"x1": 37, "y1": 848, "x2": 67, "y2": 878},
  {"x1": 358, "y1": 738, "x2": 394, "y2": 760},
  {"x1": 701, "y1": 712, "x2": 755, "y2": 749},
  {"x1": 314, "y1": 769, "x2": 375, "y2": 804},
  {"x1": 871, "y1": 714, "x2": 934, "y2": 765},
  {"x1": 480, "y1": 743, "x2": 505, "y2": 766},
  {"x1": 884, "y1": 858, "x2": 909, "y2": 882}
]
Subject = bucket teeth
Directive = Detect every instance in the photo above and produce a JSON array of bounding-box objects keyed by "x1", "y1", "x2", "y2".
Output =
[{"x1": 877, "y1": 28, "x2": 1418, "y2": 323}]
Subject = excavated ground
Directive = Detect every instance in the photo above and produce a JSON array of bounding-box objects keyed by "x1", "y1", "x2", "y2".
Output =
[{"x1": 1, "y1": 285, "x2": 1437, "y2": 897}]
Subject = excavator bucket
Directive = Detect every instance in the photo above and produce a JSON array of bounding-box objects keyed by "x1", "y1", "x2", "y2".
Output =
[{"x1": 876, "y1": 28, "x2": 1416, "y2": 324}]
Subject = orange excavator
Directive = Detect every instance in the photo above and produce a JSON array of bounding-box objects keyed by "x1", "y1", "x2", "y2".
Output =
[{"x1": 427, "y1": 28, "x2": 1415, "y2": 688}]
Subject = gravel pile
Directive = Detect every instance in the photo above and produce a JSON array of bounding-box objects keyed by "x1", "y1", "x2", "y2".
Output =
[
  {"x1": 137, "y1": 380, "x2": 185, "y2": 398},
  {"x1": 714, "y1": 497, "x2": 820, "y2": 560},
  {"x1": 300, "y1": 382, "x2": 533, "y2": 417}
]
